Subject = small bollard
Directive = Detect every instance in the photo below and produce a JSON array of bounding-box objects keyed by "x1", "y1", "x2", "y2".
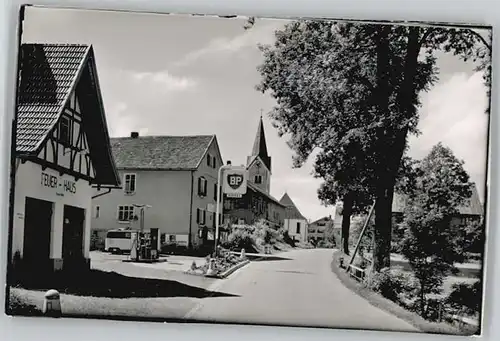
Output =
[
  {"x1": 240, "y1": 248, "x2": 246, "y2": 260},
  {"x1": 42, "y1": 289, "x2": 61, "y2": 317},
  {"x1": 206, "y1": 258, "x2": 217, "y2": 276}
]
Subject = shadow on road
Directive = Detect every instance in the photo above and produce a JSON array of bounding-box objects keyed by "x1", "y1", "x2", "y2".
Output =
[{"x1": 11, "y1": 269, "x2": 239, "y2": 299}]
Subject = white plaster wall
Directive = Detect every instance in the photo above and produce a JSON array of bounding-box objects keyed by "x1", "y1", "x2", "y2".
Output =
[
  {"x1": 13, "y1": 160, "x2": 92, "y2": 260},
  {"x1": 285, "y1": 218, "x2": 308, "y2": 243}
]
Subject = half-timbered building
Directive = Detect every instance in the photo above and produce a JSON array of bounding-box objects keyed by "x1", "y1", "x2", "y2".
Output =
[{"x1": 11, "y1": 44, "x2": 120, "y2": 274}]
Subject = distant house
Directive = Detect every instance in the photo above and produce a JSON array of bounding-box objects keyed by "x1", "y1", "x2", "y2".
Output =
[
  {"x1": 308, "y1": 216, "x2": 334, "y2": 244},
  {"x1": 91, "y1": 133, "x2": 223, "y2": 250},
  {"x1": 280, "y1": 193, "x2": 308, "y2": 243},
  {"x1": 223, "y1": 117, "x2": 286, "y2": 230},
  {"x1": 391, "y1": 183, "x2": 484, "y2": 227},
  {"x1": 12, "y1": 44, "x2": 120, "y2": 274}
]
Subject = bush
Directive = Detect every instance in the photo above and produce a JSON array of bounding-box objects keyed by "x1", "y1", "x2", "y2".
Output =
[
  {"x1": 280, "y1": 229, "x2": 296, "y2": 247},
  {"x1": 255, "y1": 223, "x2": 279, "y2": 245},
  {"x1": 446, "y1": 280, "x2": 482, "y2": 315},
  {"x1": 317, "y1": 240, "x2": 335, "y2": 248},
  {"x1": 223, "y1": 229, "x2": 256, "y2": 252},
  {"x1": 297, "y1": 241, "x2": 315, "y2": 249},
  {"x1": 367, "y1": 267, "x2": 416, "y2": 304}
]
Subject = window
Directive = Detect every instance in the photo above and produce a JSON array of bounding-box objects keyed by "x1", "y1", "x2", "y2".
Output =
[
  {"x1": 94, "y1": 205, "x2": 100, "y2": 219},
  {"x1": 117, "y1": 205, "x2": 135, "y2": 222},
  {"x1": 296, "y1": 222, "x2": 301, "y2": 234},
  {"x1": 213, "y1": 183, "x2": 218, "y2": 201},
  {"x1": 198, "y1": 177, "x2": 207, "y2": 196},
  {"x1": 124, "y1": 173, "x2": 136, "y2": 194},
  {"x1": 207, "y1": 154, "x2": 211, "y2": 167},
  {"x1": 169, "y1": 235, "x2": 176, "y2": 243},
  {"x1": 58, "y1": 116, "x2": 71, "y2": 146},
  {"x1": 196, "y1": 208, "x2": 206, "y2": 225},
  {"x1": 107, "y1": 231, "x2": 132, "y2": 239},
  {"x1": 212, "y1": 212, "x2": 216, "y2": 227},
  {"x1": 212, "y1": 156, "x2": 216, "y2": 169},
  {"x1": 160, "y1": 233, "x2": 166, "y2": 244},
  {"x1": 254, "y1": 175, "x2": 262, "y2": 184}
]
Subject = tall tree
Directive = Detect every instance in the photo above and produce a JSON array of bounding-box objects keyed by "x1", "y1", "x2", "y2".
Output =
[
  {"x1": 257, "y1": 20, "x2": 491, "y2": 271},
  {"x1": 400, "y1": 143, "x2": 473, "y2": 318},
  {"x1": 256, "y1": 21, "x2": 437, "y2": 269}
]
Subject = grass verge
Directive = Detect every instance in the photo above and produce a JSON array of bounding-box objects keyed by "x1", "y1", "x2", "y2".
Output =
[{"x1": 330, "y1": 251, "x2": 478, "y2": 336}]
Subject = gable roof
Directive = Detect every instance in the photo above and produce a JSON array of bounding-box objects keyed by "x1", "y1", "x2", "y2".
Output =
[
  {"x1": 110, "y1": 135, "x2": 218, "y2": 170},
  {"x1": 16, "y1": 43, "x2": 120, "y2": 187},
  {"x1": 280, "y1": 192, "x2": 307, "y2": 220},
  {"x1": 17, "y1": 44, "x2": 89, "y2": 153},
  {"x1": 392, "y1": 184, "x2": 483, "y2": 216},
  {"x1": 310, "y1": 216, "x2": 332, "y2": 225},
  {"x1": 247, "y1": 182, "x2": 286, "y2": 208}
]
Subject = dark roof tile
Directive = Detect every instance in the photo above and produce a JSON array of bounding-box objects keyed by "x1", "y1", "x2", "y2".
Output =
[
  {"x1": 280, "y1": 192, "x2": 307, "y2": 220},
  {"x1": 110, "y1": 135, "x2": 215, "y2": 170},
  {"x1": 17, "y1": 43, "x2": 90, "y2": 153}
]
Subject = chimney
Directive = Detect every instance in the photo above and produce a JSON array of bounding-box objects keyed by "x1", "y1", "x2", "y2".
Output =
[{"x1": 130, "y1": 132, "x2": 139, "y2": 138}]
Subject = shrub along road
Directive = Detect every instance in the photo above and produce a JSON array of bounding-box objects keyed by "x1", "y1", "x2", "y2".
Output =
[{"x1": 184, "y1": 248, "x2": 418, "y2": 333}]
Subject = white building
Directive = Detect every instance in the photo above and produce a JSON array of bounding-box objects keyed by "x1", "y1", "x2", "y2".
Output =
[
  {"x1": 279, "y1": 193, "x2": 308, "y2": 243},
  {"x1": 10, "y1": 44, "x2": 120, "y2": 275}
]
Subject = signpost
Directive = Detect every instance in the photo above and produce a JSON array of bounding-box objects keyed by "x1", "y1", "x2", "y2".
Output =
[{"x1": 214, "y1": 162, "x2": 248, "y2": 255}]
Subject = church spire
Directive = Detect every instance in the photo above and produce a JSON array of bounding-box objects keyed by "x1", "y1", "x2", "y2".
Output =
[{"x1": 250, "y1": 115, "x2": 271, "y2": 171}]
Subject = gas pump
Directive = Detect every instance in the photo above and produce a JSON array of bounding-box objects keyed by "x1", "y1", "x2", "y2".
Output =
[
  {"x1": 125, "y1": 204, "x2": 164, "y2": 263},
  {"x1": 130, "y1": 230, "x2": 161, "y2": 262}
]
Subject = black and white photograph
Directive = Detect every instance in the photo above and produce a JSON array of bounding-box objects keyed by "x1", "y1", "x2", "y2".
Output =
[{"x1": 4, "y1": 4, "x2": 492, "y2": 337}]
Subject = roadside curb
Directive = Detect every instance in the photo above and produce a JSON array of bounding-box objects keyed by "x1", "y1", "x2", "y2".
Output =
[{"x1": 206, "y1": 259, "x2": 250, "y2": 279}]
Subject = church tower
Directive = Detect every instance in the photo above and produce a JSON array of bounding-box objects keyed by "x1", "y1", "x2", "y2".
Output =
[{"x1": 247, "y1": 115, "x2": 272, "y2": 194}]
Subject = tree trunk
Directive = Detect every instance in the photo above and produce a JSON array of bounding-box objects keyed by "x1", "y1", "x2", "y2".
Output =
[
  {"x1": 373, "y1": 186, "x2": 394, "y2": 271},
  {"x1": 372, "y1": 25, "x2": 393, "y2": 271},
  {"x1": 420, "y1": 279, "x2": 426, "y2": 318},
  {"x1": 372, "y1": 26, "x2": 423, "y2": 272},
  {"x1": 341, "y1": 193, "x2": 354, "y2": 255}
]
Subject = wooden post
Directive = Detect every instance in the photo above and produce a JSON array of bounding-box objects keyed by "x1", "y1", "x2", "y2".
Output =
[{"x1": 346, "y1": 200, "x2": 376, "y2": 273}]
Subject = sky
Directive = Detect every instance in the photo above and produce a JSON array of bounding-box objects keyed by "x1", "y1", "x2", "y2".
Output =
[{"x1": 21, "y1": 6, "x2": 490, "y2": 221}]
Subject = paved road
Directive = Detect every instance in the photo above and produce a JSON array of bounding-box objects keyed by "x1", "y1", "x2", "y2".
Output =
[{"x1": 185, "y1": 248, "x2": 418, "y2": 333}]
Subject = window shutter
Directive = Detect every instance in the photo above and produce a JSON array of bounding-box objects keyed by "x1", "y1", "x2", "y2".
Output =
[
  {"x1": 204, "y1": 179, "x2": 207, "y2": 196},
  {"x1": 130, "y1": 175, "x2": 136, "y2": 192},
  {"x1": 203, "y1": 210, "x2": 206, "y2": 225}
]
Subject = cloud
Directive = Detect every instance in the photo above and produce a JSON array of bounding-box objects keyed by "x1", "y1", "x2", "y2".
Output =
[
  {"x1": 408, "y1": 71, "x2": 489, "y2": 199},
  {"x1": 129, "y1": 71, "x2": 198, "y2": 92},
  {"x1": 172, "y1": 20, "x2": 286, "y2": 68}
]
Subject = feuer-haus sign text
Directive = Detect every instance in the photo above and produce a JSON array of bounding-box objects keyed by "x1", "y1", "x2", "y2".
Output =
[{"x1": 41, "y1": 171, "x2": 76, "y2": 194}]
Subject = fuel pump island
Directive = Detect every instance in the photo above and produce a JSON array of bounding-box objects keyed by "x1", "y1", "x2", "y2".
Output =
[{"x1": 122, "y1": 204, "x2": 166, "y2": 263}]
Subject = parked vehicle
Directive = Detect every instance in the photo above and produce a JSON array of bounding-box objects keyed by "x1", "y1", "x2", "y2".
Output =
[{"x1": 105, "y1": 229, "x2": 136, "y2": 253}]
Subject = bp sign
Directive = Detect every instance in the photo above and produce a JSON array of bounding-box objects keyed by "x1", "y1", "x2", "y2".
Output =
[{"x1": 223, "y1": 166, "x2": 248, "y2": 196}]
